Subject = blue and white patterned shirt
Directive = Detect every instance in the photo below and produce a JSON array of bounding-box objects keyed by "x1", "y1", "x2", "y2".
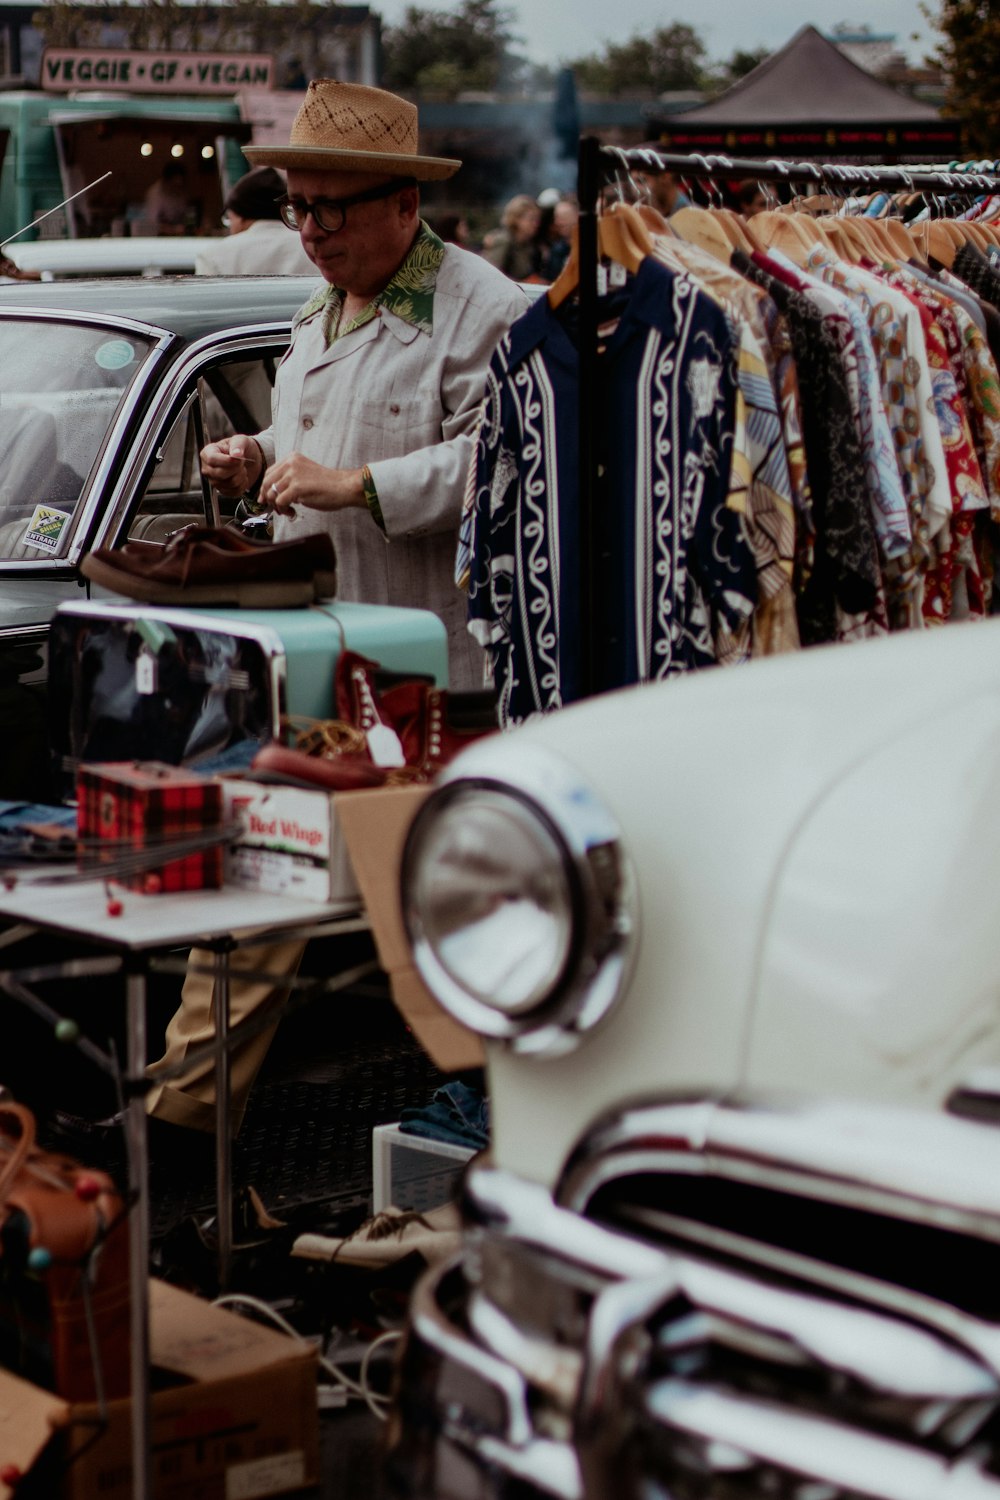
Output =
[{"x1": 464, "y1": 255, "x2": 757, "y2": 726}]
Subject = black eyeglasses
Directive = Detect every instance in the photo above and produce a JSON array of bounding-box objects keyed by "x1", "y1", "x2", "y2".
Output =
[{"x1": 277, "y1": 177, "x2": 416, "y2": 234}]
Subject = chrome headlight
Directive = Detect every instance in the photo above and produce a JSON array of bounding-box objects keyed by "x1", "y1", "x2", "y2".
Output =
[{"x1": 401, "y1": 742, "x2": 638, "y2": 1056}]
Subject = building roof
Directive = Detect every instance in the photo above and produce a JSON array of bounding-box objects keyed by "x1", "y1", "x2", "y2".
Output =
[{"x1": 675, "y1": 24, "x2": 939, "y2": 124}]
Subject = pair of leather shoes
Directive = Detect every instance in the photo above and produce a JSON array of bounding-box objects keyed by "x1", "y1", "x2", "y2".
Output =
[{"x1": 81, "y1": 525, "x2": 337, "y2": 608}]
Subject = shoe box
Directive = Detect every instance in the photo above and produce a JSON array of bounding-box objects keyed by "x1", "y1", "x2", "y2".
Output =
[
  {"x1": 372, "y1": 1122, "x2": 476, "y2": 1215},
  {"x1": 47, "y1": 598, "x2": 449, "y2": 801},
  {"x1": 0, "y1": 1278, "x2": 319, "y2": 1500},
  {"x1": 336, "y1": 785, "x2": 484, "y2": 1072}
]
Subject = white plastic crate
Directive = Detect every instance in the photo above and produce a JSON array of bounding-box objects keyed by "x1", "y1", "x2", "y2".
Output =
[{"x1": 372, "y1": 1122, "x2": 476, "y2": 1214}]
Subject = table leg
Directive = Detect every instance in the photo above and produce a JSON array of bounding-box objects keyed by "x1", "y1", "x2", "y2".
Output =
[
  {"x1": 213, "y1": 948, "x2": 233, "y2": 1290},
  {"x1": 125, "y1": 969, "x2": 152, "y2": 1500}
]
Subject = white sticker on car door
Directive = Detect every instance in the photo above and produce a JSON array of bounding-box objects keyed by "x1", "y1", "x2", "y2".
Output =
[{"x1": 22, "y1": 503, "x2": 72, "y2": 552}]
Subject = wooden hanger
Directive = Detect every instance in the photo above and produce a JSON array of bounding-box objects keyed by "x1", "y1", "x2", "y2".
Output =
[
  {"x1": 751, "y1": 209, "x2": 819, "y2": 267},
  {"x1": 915, "y1": 219, "x2": 961, "y2": 270},
  {"x1": 604, "y1": 201, "x2": 656, "y2": 266},
  {"x1": 547, "y1": 203, "x2": 654, "y2": 310},
  {"x1": 714, "y1": 207, "x2": 756, "y2": 254},
  {"x1": 633, "y1": 201, "x2": 674, "y2": 237},
  {"x1": 670, "y1": 204, "x2": 739, "y2": 264}
]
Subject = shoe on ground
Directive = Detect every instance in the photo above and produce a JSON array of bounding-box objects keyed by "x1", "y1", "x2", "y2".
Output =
[
  {"x1": 291, "y1": 1201, "x2": 461, "y2": 1268},
  {"x1": 80, "y1": 525, "x2": 337, "y2": 608}
]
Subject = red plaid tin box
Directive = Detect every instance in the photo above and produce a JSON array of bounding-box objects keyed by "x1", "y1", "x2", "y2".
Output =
[{"x1": 76, "y1": 761, "x2": 224, "y2": 893}]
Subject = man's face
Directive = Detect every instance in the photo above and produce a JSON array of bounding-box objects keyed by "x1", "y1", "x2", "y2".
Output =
[
  {"x1": 285, "y1": 167, "x2": 419, "y2": 296},
  {"x1": 553, "y1": 201, "x2": 578, "y2": 238}
]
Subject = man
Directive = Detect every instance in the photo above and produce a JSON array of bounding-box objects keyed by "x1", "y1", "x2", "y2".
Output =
[
  {"x1": 634, "y1": 148, "x2": 692, "y2": 218},
  {"x1": 194, "y1": 166, "x2": 315, "y2": 276},
  {"x1": 143, "y1": 80, "x2": 526, "y2": 1141}
]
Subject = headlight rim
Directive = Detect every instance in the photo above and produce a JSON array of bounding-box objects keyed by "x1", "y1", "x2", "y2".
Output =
[
  {"x1": 402, "y1": 776, "x2": 586, "y2": 1037},
  {"x1": 400, "y1": 744, "x2": 638, "y2": 1057}
]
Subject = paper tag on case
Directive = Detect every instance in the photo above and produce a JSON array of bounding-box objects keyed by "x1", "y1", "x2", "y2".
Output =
[
  {"x1": 226, "y1": 1450, "x2": 306, "y2": 1499},
  {"x1": 135, "y1": 649, "x2": 158, "y2": 696}
]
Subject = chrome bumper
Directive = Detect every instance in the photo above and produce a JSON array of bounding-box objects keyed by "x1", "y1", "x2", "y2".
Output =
[
  {"x1": 383, "y1": 1256, "x2": 582, "y2": 1500},
  {"x1": 389, "y1": 1144, "x2": 1000, "y2": 1500}
]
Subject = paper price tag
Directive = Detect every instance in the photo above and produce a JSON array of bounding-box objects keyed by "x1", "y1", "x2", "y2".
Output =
[{"x1": 226, "y1": 1451, "x2": 306, "y2": 1499}]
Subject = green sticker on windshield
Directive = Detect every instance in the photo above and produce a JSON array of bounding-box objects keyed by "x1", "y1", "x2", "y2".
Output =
[{"x1": 95, "y1": 338, "x2": 136, "y2": 371}]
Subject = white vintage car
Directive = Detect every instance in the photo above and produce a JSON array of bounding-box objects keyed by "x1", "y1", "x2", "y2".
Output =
[{"x1": 385, "y1": 619, "x2": 1000, "y2": 1500}]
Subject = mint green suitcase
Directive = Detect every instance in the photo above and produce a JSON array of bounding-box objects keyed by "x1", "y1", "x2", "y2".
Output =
[{"x1": 47, "y1": 598, "x2": 450, "y2": 797}]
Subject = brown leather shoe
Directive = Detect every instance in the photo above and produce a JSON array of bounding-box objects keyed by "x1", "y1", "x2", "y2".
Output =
[{"x1": 81, "y1": 526, "x2": 337, "y2": 607}]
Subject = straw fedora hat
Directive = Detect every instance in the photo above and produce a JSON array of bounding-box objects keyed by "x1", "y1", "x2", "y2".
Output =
[{"x1": 244, "y1": 80, "x2": 461, "y2": 181}]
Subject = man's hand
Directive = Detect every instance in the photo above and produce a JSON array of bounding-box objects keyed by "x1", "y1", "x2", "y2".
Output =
[
  {"x1": 200, "y1": 435, "x2": 263, "y2": 498},
  {"x1": 262, "y1": 452, "x2": 366, "y2": 516}
]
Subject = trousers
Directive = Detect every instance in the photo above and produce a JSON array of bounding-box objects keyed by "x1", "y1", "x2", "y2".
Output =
[{"x1": 145, "y1": 938, "x2": 306, "y2": 1133}]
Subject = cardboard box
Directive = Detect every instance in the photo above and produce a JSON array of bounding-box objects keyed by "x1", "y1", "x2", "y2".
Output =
[
  {"x1": 0, "y1": 1279, "x2": 319, "y2": 1500},
  {"x1": 219, "y1": 779, "x2": 359, "y2": 905},
  {"x1": 335, "y1": 785, "x2": 484, "y2": 1072},
  {"x1": 77, "y1": 761, "x2": 224, "y2": 893}
]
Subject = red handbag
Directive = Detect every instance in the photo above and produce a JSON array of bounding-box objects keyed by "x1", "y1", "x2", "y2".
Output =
[{"x1": 0, "y1": 1100, "x2": 131, "y2": 1401}]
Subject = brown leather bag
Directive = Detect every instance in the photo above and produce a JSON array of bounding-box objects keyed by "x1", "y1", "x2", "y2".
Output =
[{"x1": 0, "y1": 1099, "x2": 131, "y2": 1401}]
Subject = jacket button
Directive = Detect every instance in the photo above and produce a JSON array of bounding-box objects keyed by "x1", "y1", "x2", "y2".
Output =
[
  {"x1": 302, "y1": 416, "x2": 314, "y2": 430},
  {"x1": 389, "y1": 404, "x2": 400, "y2": 415}
]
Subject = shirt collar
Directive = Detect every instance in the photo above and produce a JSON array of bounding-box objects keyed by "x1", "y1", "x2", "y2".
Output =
[{"x1": 294, "y1": 221, "x2": 446, "y2": 344}]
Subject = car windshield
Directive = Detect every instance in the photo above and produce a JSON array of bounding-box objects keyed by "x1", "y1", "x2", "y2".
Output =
[{"x1": 0, "y1": 317, "x2": 155, "y2": 561}]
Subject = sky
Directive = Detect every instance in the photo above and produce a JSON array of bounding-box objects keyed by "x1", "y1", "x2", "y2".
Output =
[{"x1": 374, "y1": 0, "x2": 936, "y2": 70}]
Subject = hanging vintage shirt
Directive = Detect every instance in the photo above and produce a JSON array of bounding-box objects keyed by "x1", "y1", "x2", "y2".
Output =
[
  {"x1": 650, "y1": 236, "x2": 799, "y2": 653},
  {"x1": 734, "y1": 249, "x2": 881, "y2": 647},
  {"x1": 465, "y1": 255, "x2": 757, "y2": 726},
  {"x1": 767, "y1": 250, "x2": 912, "y2": 567}
]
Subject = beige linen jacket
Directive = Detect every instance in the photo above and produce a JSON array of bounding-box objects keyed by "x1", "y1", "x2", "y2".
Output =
[{"x1": 259, "y1": 243, "x2": 526, "y2": 689}]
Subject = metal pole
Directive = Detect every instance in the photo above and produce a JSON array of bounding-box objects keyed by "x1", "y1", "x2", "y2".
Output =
[
  {"x1": 604, "y1": 146, "x2": 1000, "y2": 194},
  {"x1": 577, "y1": 134, "x2": 602, "y2": 702},
  {"x1": 125, "y1": 968, "x2": 152, "y2": 1500},
  {"x1": 213, "y1": 945, "x2": 233, "y2": 1290}
]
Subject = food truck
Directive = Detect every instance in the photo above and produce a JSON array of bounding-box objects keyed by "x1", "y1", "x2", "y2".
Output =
[{"x1": 0, "y1": 50, "x2": 267, "y2": 244}]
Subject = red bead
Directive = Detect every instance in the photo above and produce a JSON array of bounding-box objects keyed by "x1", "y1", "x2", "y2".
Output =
[
  {"x1": 1, "y1": 1464, "x2": 22, "y2": 1486},
  {"x1": 143, "y1": 872, "x2": 162, "y2": 895},
  {"x1": 106, "y1": 898, "x2": 123, "y2": 917},
  {"x1": 75, "y1": 1175, "x2": 101, "y2": 1203}
]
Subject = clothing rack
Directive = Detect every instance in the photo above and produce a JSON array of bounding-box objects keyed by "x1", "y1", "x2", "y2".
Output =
[{"x1": 573, "y1": 137, "x2": 1000, "y2": 699}]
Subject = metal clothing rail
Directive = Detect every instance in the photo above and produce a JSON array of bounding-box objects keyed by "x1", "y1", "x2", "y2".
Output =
[
  {"x1": 572, "y1": 136, "x2": 1000, "y2": 700},
  {"x1": 605, "y1": 146, "x2": 1000, "y2": 195}
]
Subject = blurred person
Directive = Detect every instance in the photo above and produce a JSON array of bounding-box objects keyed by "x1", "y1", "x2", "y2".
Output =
[
  {"x1": 735, "y1": 179, "x2": 768, "y2": 218},
  {"x1": 195, "y1": 167, "x2": 315, "y2": 275},
  {"x1": 481, "y1": 193, "x2": 544, "y2": 281},
  {"x1": 546, "y1": 195, "x2": 578, "y2": 279},
  {"x1": 0, "y1": 254, "x2": 40, "y2": 282},
  {"x1": 143, "y1": 160, "x2": 193, "y2": 235},
  {"x1": 634, "y1": 151, "x2": 692, "y2": 218},
  {"x1": 431, "y1": 212, "x2": 473, "y2": 248}
]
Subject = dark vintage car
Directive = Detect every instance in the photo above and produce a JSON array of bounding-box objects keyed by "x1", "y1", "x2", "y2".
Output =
[
  {"x1": 384, "y1": 617, "x2": 1000, "y2": 1499},
  {"x1": 0, "y1": 272, "x2": 318, "y2": 801}
]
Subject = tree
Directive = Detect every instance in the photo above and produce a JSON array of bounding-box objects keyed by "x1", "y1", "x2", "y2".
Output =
[
  {"x1": 710, "y1": 45, "x2": 769, "y2": 92},
  {"x1": 381, "y1": 0, "x2": 521, "y2": 98},
  {"x1": 928, "y1": 0, "x2": 1000, "y2": 152},
  {"x1": 32, "y1": 0, "x2": 353, "y2": 67},
  {"x1": 570, "y1": 23, "x2": 708, "y2": 97}
]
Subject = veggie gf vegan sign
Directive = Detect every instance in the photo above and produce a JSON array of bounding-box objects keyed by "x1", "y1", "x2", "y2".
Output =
[{"x1": 41, "y1": 49, "x2": 273, "y2": 94}]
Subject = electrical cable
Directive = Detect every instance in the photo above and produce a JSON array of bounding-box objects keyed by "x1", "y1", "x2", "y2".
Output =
[{"x1": 211, "y1": 1291, "x2": 397, "y2": 1416}]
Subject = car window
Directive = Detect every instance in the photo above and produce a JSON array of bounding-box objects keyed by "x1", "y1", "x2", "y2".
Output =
[
  {"x1": 127, "y1": 353, "x2": 278, "y2": 542},
  {"x1": 0, "y1": 319, "x2": 155, "y2": 561}
]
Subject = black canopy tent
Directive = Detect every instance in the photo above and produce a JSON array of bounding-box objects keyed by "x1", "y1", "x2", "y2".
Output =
[{"x1": 646, "y1": 25, "x2": 960, "y2": 162}]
